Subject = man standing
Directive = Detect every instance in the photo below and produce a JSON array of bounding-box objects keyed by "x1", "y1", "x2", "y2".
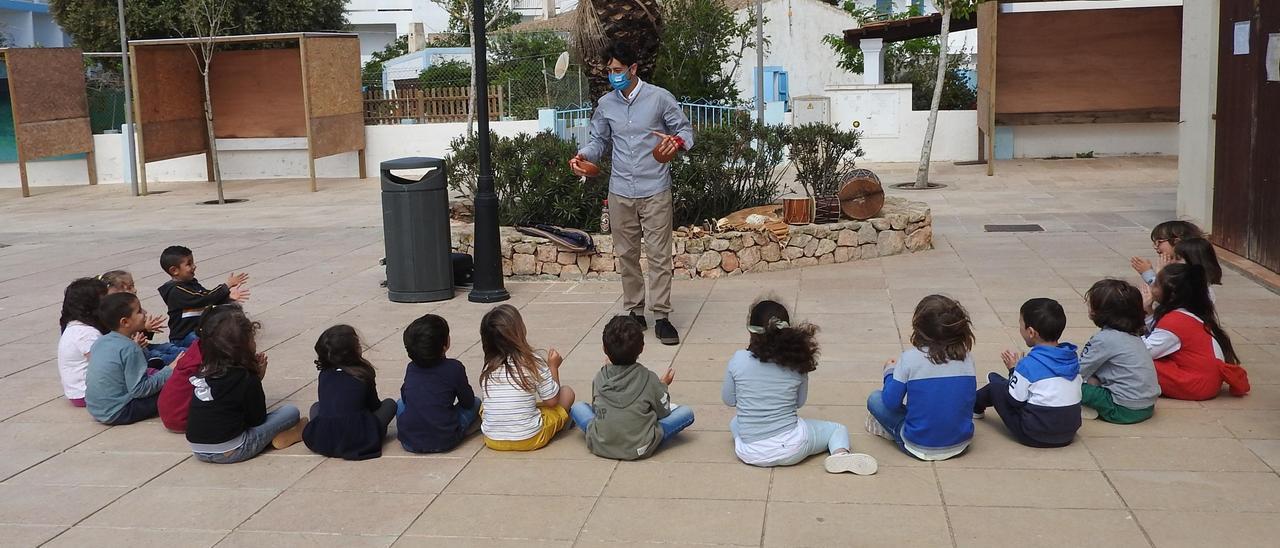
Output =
[{"x1": 571, "y1": 42, "x2": 693, "y2": 346}]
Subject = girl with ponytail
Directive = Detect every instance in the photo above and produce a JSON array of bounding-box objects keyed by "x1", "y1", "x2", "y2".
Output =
[
  {"x1": 722, "y1": 298, "x2": 878, "y2": 475},
  {"x1": 1146, "y1": 263, "x2": 1248, "y2": 399}
]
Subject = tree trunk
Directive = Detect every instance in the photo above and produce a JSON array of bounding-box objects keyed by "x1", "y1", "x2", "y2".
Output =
[
  {"x1": 466, "y1": 39, "x2": 477, "y2": 136},
  {"x1": 201, "y1": 69, "x2": 224, "y2": 204},
  {"x1": 914, "y1": 2, "x2": 952, "y2": 189}
]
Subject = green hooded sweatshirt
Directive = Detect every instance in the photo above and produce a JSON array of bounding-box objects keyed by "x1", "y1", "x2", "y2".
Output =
[{"x1": 586, "y1": 362, "x2": 672, "y2": 460}]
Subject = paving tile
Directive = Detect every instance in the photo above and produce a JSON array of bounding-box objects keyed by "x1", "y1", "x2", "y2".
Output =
[
  {"x1": 949, "y1": 507, "x2": 1148, "y2": 548},
  {"x1": 395, "y1": 538, "x2": 570, "y2": 548},
  {"x1": 603, "y1": 461, "x2": 771, "y2": 500},
  {"x1": 1078, "y1": 408, "x2": 1233, "y2": 438},
  {"x1": 7, "y1": 450, "x2": 186, "y2": 487},
  {"x1": 0, "y1": 421, "x2": 107, "y2": 451},
  {"x1": 43, "y1": 527, "x2": 226, "y2": 547},
  {"x1": 763, "y1": 501, "x2": 950, "y2": 547},
  {"x1": 1214, "y1": 410, "x2": 1280, "y2": 439},
  {"x1": 1136, "y1": 511, "x2": 1280, "y2": 548},
  {"x1": 769, "y1": 463, "x2": 941, "y2": 505},
  {"x1": 1086, "y1": 437, "x2": 1271, "y2": 472},
  {"x1": 1108, "y1": 471, "x2": 1280, "y2": 511},
  {"x1": 0, "y1": 484, "x2": 127, "y2": 526},
  {"x1": 0, "y1": 450, "x2": 54, "y2": 481},
  {"x1": 443, "y1": 458, "x2": 615, "y2": 496},
  {"x1": 1242, "y1": 439, "x2": 1280, "y2": 471},
  {"x1": 218, "y1": 531, "x2": 397, "y2": 548},
  {"x1": 151, "y1": 454, "x2": 323, "y2": 490},
  {"x1": 84, "y1": 486, "x2": 278, "y2": 530},
  {"x1": 938, "y1": 469, "x2": 1123, "y2": 509},
  {"x1": 578, "y1": 498, "x2": 764, "y2": 546},
  {"x1": 292, "y1": 456, "x2": 467, "y2": 494},
  {"x1": 0, "y1": 524, "x2": 67, "y2": 546},
  {"x1": 403, "y1": 494, "x2": 593, "y2": 541},
  {"x1": 239, "y1": 489, "x2": 435, "y2": 536},
  {"x1": 937, "y1": 420, "x2": 1098, "y2": 470},
  {"x1": 69, "y1": 421, "x2": 194, "y2": 454}
]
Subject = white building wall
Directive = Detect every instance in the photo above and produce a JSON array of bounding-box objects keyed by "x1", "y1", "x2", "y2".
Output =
[
  {"x1": 1176, "y1": 0, "x2": 1218, "y2": 228},
  {"x1": 0, "y1": 9, "x2": 34, "y2": 47},
  {"x1": 732, "y1": 0, "x2": 863, "y2": 102},
  {"x1": 825, "y1": 83, "x2": 975, "y2": 162}
]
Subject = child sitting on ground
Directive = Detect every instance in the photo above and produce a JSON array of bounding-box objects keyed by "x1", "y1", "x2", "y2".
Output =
[
  {"x1": 1145, "y1": 263, "x2": 1249, "y2": 400},
  {"x1": 725, "y1": 299, "x2": 877, "y2": 475},
  {"x1": 1078, "y1": 280, "x2": 1160, "y2": 424},
  {"x1": 478, "y1": 304, "x2": 576, "y2": 451},
  {"x1": 303, "y1": 325, "x2": 397, "y2": 460},
  {"x1": 101, "y1": 270, "x2": 182, "y2": 365},
  {"x1": 975, "y1": 298, "x2": 1082, "y2": 448},
  {"x1": 57, "y1": 278, "x2": 109, "y2": 407},
  {"x1": 571, "y1": 315, "x2": 694, "y2": 460},
  {"x1": 185, "y1": 304, "x2": 305, "y2": 463},
  {"x1": 397, "y1": 314, "x2": 481, "y2": 453},
  {"x1": 157, "y1": 245, "x2": 250, "y2": 347},
  {"x1": 1131, "y1": 220, "x2": 1203, "y2": 286},
  {"x1": 86, "y1": 293, "x2": 174, "y2": 424},
  {"x1": 158, "y1": 335, "x2": 203, "y2": 433},
  {"x1": 867, "y1": 295, "x2": 976, "y2": 461}
]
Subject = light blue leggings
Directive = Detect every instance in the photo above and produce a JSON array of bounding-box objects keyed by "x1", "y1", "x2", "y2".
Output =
[{"x1": 731, "y1": 417, "x2": 851, "y2": 467}]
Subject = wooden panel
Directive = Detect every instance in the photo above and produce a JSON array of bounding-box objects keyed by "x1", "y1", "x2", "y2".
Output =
[
  {"x1": 133, "y1": 45, "x2": 208, "y2": 163},
  {"x1": 1211, "y1": 0, "x2": 1257, "y2": 258},
  {"x1": 303, "y1": 36, "x2": 362, "y2": 118},
  {"x1": 996, "y1": 108, "x2": 1179, "y2": 125},
  {"x1": 209, "y1": 48, "x2": 306, "y2": 138},
  {"x1": 5, "y1": 48, "x2": 88, "y2": 123},
  {"x1": 975, "y1": 1, "x2": 997, "y2": 174},
  {"x1": 309, "y1": 112, "x2": 365, "y2": 158},
  {"x1": 1247, "y1": 1, "x2": 1280, "y2": 272},
  {"x1": 994, "y1": 7, "x2": 1182, "y2": 116},
  {"x1": 16, "y1": 118, "x2": 93, "y2": 158}
]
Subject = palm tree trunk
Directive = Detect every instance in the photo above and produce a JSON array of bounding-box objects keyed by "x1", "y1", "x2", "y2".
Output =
[{"x1": 914, "y1": 2, "x2": 952, "y2": 189}]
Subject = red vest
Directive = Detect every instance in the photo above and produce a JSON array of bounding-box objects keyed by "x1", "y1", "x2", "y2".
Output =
[
  {"x1": 1153, "y1": 310, "x2": 1249, "y2": 400},
  {"x1": 158, "y1": 340, "x2": 203, "y2": 432}
]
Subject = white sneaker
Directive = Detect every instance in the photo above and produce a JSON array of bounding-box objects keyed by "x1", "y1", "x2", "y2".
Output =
[
  {"x1": 1081, "y1": 406, "x2": 1100, "y2": 420},
  {"x1": 973, "y1": 412, "x2": 985, "y2": 419},
  {"x1": 865, "y1": 415, "x2": 894, "y2": 441},
  {"x1": 824, "y1": 452, "x2": 878, "y2": 475}
]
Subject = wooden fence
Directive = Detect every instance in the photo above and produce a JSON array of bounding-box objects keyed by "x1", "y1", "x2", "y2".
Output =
[{"x1": 363, "y1": 86, "x2": 505, "y2": 124}]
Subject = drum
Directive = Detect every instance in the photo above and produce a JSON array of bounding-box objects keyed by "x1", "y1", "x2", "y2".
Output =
[
  {"x1": 838, "y1": 169, "x2": 885, "y2": 220},
  {"x1": 782, "y1": 195, "x2": 814, "y2": 225},
  {"x1": 814, "y1": 195, "x2": 841, "y2": 224}
]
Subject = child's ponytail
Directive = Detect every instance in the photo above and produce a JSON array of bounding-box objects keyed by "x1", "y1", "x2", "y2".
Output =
[{"x1": 747, "y1": 299, "x2": 820, "y2": 374}]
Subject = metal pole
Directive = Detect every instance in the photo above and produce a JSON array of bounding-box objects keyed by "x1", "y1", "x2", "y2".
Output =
[
  {"x1": 755, "y1": 0, "x2": 764, "y2": 123},
  {"x1": 118, "y1": 0, "x2": 139, "y2": 196},
  {"x1": 468, "y1": 0, "x2": 510, "y2": 303}
]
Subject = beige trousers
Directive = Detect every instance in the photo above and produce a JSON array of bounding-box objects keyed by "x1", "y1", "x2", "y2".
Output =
[{"x1": 609, "y1": 190, "x2": 674, "y2": 319}]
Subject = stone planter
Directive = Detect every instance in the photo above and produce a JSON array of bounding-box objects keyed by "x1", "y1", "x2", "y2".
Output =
[{"x1": 450, "y1": 197, "x2": 933, "y2": 281}]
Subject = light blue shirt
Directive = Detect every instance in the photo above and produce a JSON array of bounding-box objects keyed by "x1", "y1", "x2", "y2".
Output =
[
  {"x1": 577, "y1": 79, "x2": 695, "y2": 199},
  {"x1": 86, "y1": 331, "x2": 172, "y2": 423},
  {"x1": 721, "y1": 349, "x2": 809, "y2": 443}
]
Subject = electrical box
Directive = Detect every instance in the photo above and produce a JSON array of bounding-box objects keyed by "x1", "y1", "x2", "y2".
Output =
[{"x1": 792, "y1": 96, "x2": 830, "y2": 126}]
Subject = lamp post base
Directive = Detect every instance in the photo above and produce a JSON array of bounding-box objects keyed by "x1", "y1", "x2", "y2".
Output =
[{"x1": 468, "y1": 288, "x2": 511, "y2": 303}]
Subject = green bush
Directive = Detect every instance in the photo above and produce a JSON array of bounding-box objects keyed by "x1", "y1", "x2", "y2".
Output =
[
  {"x1": 788, "y1": 123, "x2": 863, "y2": 197},
  {"x1": 670, "y1": 122, "x2": 789, "y2": 227}
]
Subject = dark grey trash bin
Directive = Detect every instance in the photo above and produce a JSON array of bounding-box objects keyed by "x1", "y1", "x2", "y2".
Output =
[{"x1": 381, "y1": 157, "x2": 454, "y2": 303}]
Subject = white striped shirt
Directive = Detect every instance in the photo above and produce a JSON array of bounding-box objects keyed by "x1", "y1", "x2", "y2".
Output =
[{"x1": 480, "y1": 360, "x2": 559, "y2": 441}]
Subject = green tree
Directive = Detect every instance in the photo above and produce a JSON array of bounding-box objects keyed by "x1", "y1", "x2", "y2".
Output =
[
  {"x1": 362, "y1": 35, "x2": 410, "y2": 89},
  {"x1": 50, "y1": 0, "x2": 348, "y2": 53},
  {"x1": 419, "y1": 59, "x2": 472, "y2": 88},
  {"x1": 651, "y1": 0, "x2": 756, "y2": 103}
]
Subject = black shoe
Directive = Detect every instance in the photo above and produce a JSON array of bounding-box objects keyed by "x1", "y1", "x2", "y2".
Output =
[
  {"x1": 627, "y1": 311, "x2": 648, "y2": 330},
  {"x1": 655, "y1": 319, "x2": 680, "y2": 346}
]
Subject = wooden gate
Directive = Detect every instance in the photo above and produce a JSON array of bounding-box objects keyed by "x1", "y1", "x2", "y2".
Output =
[{"x1": 1213, "y1": 0, "x2": 1280, "y2": 272}]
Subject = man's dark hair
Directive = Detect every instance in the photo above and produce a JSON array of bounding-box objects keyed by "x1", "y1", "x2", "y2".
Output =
[
  {"x1": 603, "y1": 42, "x2": 639, "y2": 67},
  {"x1": 603, "y1": 315, "x2": 645, "y2": 365},
  {"x1": 1085, "y1": 279, "x2": 1146, "y2": 336},
  {"x1": 160, "y1": 245, "x2": 193, "y2": 274},
  {"x1": 1020, "y1": 298, "x2": 1067, "y2": 342},
  {"x1": 98, "y1": 292, "x2": 139, "y2": 332},
  {"x1": 405, "y1": 313, "x2": 450, "y2": 365}
]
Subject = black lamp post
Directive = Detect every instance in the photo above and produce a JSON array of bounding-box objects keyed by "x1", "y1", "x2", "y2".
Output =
[{"x1": 467, "y1": 0, "x2": 510, "y2": 303}]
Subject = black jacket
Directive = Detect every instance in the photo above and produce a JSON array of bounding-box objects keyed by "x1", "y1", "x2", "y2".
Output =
[
  {"x1": 186, "y1": 367, "x2": 266, "y2": 445},
  {"x1": 158, "y1": 279, "x2": 230, "y2": 343},
  {"x1": 397, "y1": 359, "x2": 476, "y2": 453}
]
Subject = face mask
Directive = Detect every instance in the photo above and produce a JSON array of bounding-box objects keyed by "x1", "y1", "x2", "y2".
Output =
[{"x1": 608, "y1": 71, "x2": 631, "y2": 92}]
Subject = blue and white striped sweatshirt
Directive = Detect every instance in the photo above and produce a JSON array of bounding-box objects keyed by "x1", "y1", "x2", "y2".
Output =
[
  {"x1": 1006, "y1": 343, "x2": 1082, "y2": 445},
  {"x1": 880, "y1": 348, "x2": 976, "y2": 450}
]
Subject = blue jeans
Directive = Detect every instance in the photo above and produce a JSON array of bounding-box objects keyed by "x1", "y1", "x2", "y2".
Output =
[
  {"x1": 570, "y1": 402, "x2": 696, "y2": 442},
  {"x1": 145, "y1": 342, "x2": 183, "y2": 365},
  {"x1": 194, "y1": 405, "x2": 300, "y2": 464},
  {"x1": 171, "y1": 331, "x2": 198, "y2": 348},
  {"x1": 730, "y1": 416, "x2": 852, "y2": 466},
  {"x1": 866, "y1": 389, "x2": 911, "y2": 456}
]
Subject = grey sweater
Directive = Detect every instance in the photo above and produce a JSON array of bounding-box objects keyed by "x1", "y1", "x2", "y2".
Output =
[
  {"x1": 722, "y1": 349, "x2": 809, "y2": 443},
  {"x1": 1078, "y1": 328, "x2": 1161, "y2": 409},
  {"x1": 577, "y1": 80, "x2": 695, "y2": 199}
]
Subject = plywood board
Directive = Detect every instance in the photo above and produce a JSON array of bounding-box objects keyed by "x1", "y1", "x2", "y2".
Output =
[
  {"x1": 994, "y1": 6, "x2": 1182, "y2": 115},
  {"x1": 15, "y1": 118, "x2": 93, "y2": 158},
  {"x1": 975, "y1": 1, "x2": 997, "y2": 139},
  {"x1": 210, "y1": 48, "x2": 306, "y2": 138},
  {"x1": 309, "y1": 112, "x2": 365, "y2": 159},
  {"x1": 303, "y1": 36, "x2": 362, "y2": 118},
  {"x1": 133, "y1": 45, "x2": 208, "y2": 162},
  {"x1": 5, "y1": 48, "x2": 88, "y2": 123}
]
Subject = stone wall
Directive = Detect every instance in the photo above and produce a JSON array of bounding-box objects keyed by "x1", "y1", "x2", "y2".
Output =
[{"x1": 452, "y1": 197, "x2": 933, "y2": 280}]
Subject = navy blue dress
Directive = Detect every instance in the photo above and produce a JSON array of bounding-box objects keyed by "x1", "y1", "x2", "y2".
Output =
[{"x1": 302, "y1": 368, "x2": 387, "y2": 460}]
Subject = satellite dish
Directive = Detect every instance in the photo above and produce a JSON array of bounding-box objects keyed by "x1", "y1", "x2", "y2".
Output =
[{"x1": 553, "y1": 51, "x2": 570, "y2": 80}]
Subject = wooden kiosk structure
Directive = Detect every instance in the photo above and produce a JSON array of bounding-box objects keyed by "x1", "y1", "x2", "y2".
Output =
[
  {"x1": 975, "y1": 1, "x2": 1183, "y2": 174},
  {"x1": 128, "y1": 32, "x2": 366, "y2": 193},
  {"x1": 2, "y1": 47, "x2": 97, "y2": 197}
]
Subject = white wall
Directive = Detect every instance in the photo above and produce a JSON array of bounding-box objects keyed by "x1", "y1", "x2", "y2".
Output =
[
  {"x1": 1009, "y1": 124, "x2": 1179, "y2": 159},
  {"x1": 0, "y1": 121, "x2": 542, "y2": 189},
  {"x1": 1176, "y1": 0, "x2": 1218, "y2": 228},
  {"x1": 733, "y1": 0, "x2": 863, "y2": 102},
  {"x1": 825, "y1": 83, "x2": 976, "y2": 162}
]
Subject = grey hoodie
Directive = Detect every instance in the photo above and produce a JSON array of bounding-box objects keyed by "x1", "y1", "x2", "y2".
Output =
[{"x1": 585, "y1": 362, "x2": 672, "y2": 460}]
